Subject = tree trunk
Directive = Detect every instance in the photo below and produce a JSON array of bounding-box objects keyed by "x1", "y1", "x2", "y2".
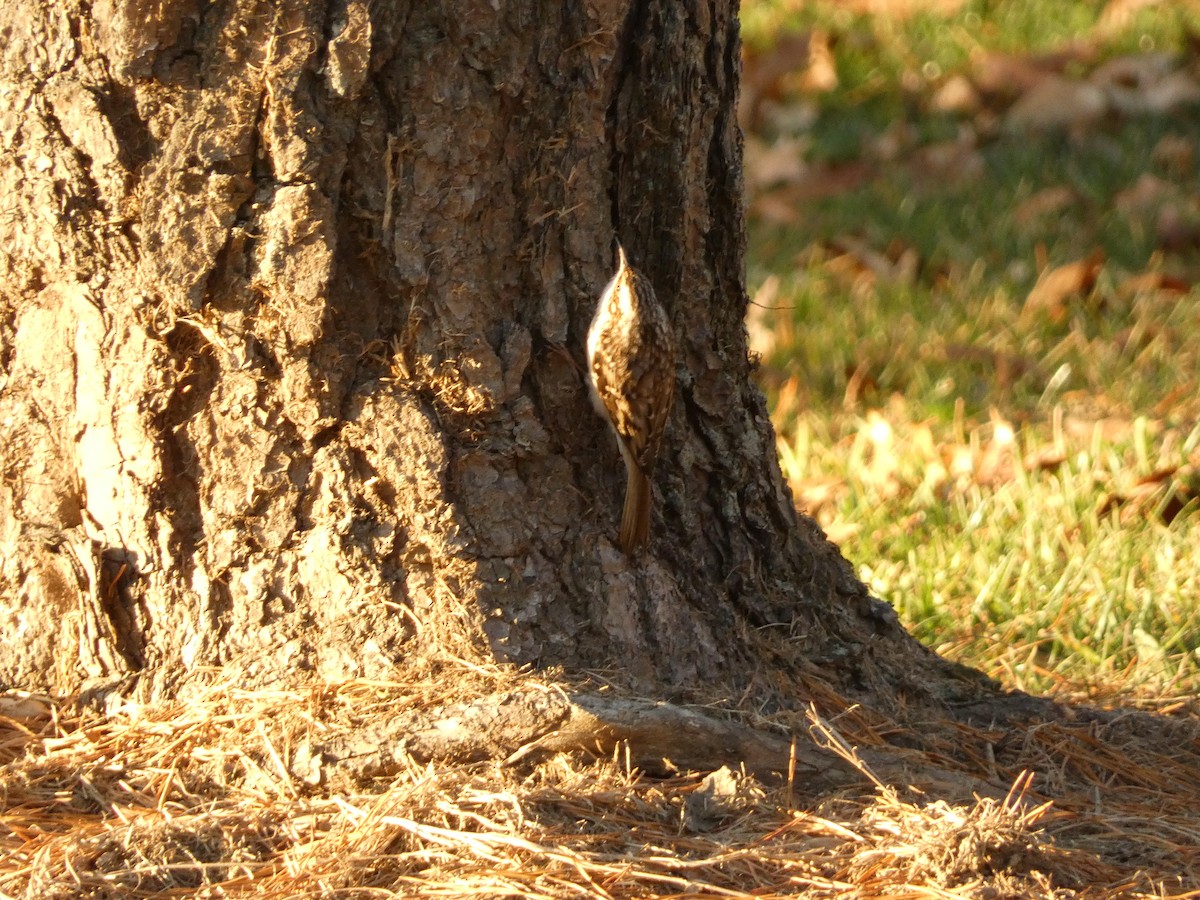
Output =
[{"x1": 0, "y1": 0, "x2": 963, "y2": 715}]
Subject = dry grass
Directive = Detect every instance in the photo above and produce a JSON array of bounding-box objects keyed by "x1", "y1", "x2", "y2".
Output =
[
  {"x1": 3, "y1": 669, "x2": 1200, "y2": 898},
  {"x1": 742, "y1": 0, "x2": 1200, "y2": 698}
]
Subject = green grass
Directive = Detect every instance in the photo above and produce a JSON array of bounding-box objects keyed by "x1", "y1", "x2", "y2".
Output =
[{"x1": 743, "y1": 0, "x2": 1200, "y2": 702}]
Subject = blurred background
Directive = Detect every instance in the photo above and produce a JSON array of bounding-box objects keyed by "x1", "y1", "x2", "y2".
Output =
[{"x1": 739, "y1": 0, "x2": 1200, "y2": 706}]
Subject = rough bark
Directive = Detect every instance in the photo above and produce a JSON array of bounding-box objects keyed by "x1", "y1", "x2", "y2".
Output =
[{"x1": 0, "y1": 0, "x2": 971, "y2": 724}]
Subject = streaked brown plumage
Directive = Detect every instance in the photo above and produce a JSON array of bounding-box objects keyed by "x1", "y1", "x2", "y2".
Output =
[{"x1": 586, "y1": 245, "x2": 676, "y2": 554}]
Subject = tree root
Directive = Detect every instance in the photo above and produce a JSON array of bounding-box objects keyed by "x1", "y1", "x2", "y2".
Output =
[{"x1": 316, "y1": 687, "x2": 999, "y2": 801}]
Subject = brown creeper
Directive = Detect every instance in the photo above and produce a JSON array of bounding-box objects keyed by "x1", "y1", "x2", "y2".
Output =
[{"x1": 586, "y1": 245, "x2": 676, "y2": 554}]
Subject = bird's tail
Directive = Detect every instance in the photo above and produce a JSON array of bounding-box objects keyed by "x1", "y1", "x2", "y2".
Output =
[{"x1": 619, "y1": 464, "x2": 652, "y2": 555}]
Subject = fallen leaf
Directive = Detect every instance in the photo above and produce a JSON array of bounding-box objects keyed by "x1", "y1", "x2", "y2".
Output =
[
  {"x1": 1157, "y1": 206, "x2": 1200, "y2": 253},
  {"x1": 1140, "y1": 70, "x2": 1200, "y2": 113},
  {"x1": 1091, "y1": 52, "x2": 1200, "y2": 115},
  {"x1": 821, "y1": 520, "x2": 862, "y2": 544},
  {"x1": 1014, "y1": 186, "x2": 1079, "y2": 225},
  {"x1": 1005, "y1": 75, "x2": 1108, "y2": 133},
  {"x1": 783, "y1": 29, "x2": 838, "y2": 95},
  {"x1": 1021, "y1": 251, "x2": 1105, "y2": 322},
  {"x1": 1115, "y1": 271, "x2": 1191, "y2": 299},
  {"x1": 748, "y1": 162, "x2": 875, "y2": 224},
  {"x1": 973, "y1": 45, "x2": 1096, "y2": 99},
  {"x1": 828, "y1": 235, "x2": 917, "y2": 285},
  {"x1": 1114, "y1": 172, "x2": 1175, "y2": 214},
  {"x1": 1023, "y1": 447, "x2": 1068, "y2": 472},
  {"x1": 1098, "y1": 464, "x2": 1200, "y2": 524},
  {"x1": 750, "y1": 190, "x2": 805, "y2": 226},
  {"x1": 843, "y1": 360, "x2": 880, "y2": 408},
  {"x1": 908, "y1": 132, "x2": 986, "y2": 188},
  {"x1": 744, "y1": 135, "x2": 810, "y2": 191},
  {"x1": 793, "y1": 477, "x2": 846, "y2": 515},
  {"x1": 1154, "y1": 384, "x2": 1200, "y2": 417},
  {"x1": 825, "y1": 251, "x2": 878, "y2": 291},
  {"x1": 771, "y1": 374, "x2": 806, "y2": 423},
  {"x1": 758, "y1": 97, "x2": 820, "y2": 136},
  {"x1": 1151, "y1": 133, "x2": 1195, "y2": 177},
  {"x1": 1062, "y1": 415, "x2": 1140, "y2": 444},
  {"x1": 741, "y1": 30, "x2": 837, "y2": 130},
  {"x1": 1090, "y1": 51, "x2": 1177, "y2": 92},
  {"x1": 930, "y1": 74, "x2": 981, "y2": 113}
]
